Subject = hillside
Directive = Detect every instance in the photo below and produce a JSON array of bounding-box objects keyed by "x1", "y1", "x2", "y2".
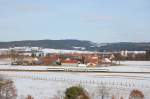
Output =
[
  {"x1": 0, "y1": 40, "x2": 96, "y2": 50},
  {"x1": 0, "y1": 40, "x2": 150, "y2": 51},
  {"x1": 99, "y1": 42, "x2": 150, "y2": 51}
]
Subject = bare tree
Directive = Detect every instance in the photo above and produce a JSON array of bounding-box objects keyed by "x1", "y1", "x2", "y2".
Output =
[
  {"x1": 129, "y1": 90, "x2": 144, "y2": 99},
  {"x1": 96, "y1": 83, "x2": 110, "y2": 99},
  {"x1": 52, "y1": 90, "x2": 64, "y2": 99},
  {"x1": 0, "y1": 78, "x2": 17, "y2": 99},
  {"x1": 120, "y1": 96, "x2": 124, "y2": 99},
  {"x1": 10, "y1": 49, "x2": 18, "y2": 62},
  {"x1": 25, "y1": 95, "x2": 34, "y2": 99},
  {"x1": 111, "y1": 95, "x2": 115, "y2": 99}
]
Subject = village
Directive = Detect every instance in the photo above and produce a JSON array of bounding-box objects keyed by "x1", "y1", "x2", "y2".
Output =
[{"x1": 0, "y1": 47, "x2": 149, "y2": 67}]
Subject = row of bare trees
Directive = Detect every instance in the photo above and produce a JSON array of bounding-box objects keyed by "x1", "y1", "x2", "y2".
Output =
[{"x1": 51, "y1": 83, "x2": 145, "y2": 99}]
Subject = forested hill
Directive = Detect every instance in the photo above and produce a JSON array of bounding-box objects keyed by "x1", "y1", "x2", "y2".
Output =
[
  {"x1": 98, "y1": 42, "x2": 150, "y2": 51},
  {"x1": 0, "y1": 40, "x2": 150, "y2": 51}
]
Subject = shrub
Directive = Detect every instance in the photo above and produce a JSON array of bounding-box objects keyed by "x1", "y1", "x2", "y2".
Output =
[{"x1": 65, "y1": 86, "x2": 89, "y2": 99}]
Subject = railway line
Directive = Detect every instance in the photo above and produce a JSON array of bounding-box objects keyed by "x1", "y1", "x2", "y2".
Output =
[{"x1": 0, "y1": 68, "x2": 150, "y2": 74}]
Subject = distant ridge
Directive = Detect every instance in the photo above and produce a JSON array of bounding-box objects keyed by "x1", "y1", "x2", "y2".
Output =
[{"x1": 0, "y1": 40, "x2": 150, "y2": 51}]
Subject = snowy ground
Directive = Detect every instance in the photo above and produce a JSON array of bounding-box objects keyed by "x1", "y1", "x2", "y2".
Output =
[
  {"x1": 12, "y1": 77, "x2": 149, "y2": 99},
  {"x1": 120, "y1": 61, "x2": 150, "y2": 66},
  {"x1": 108, "y1": 61, "x2": 150, "y2": 72},
  {"x1": 0, "y1": 71, "x2": 150, "y2": 99},
  {"x1": 0, "y1": 59, "x2": 150, "y2": 99}
]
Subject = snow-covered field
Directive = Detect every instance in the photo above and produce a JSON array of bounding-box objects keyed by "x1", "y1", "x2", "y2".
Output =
[
  {"x1": 0, "y1": 59, "x2": 150, "y2": 99},
  {"x1": 0, "y1": 71, "x2": 149, "y2": 99},
  {"x1": 120, "y1": 61, "x2": 150, "y2": 66},
  {"x1": 0, "y1": 71, "x2": 150, "y2": 99},
  {"x1": 108, "y1": 61, "x2": 150, "y2": 72}
]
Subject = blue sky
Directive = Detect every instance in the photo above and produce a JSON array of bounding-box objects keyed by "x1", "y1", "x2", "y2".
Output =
[{"x1": 0, "y1": 0, "x2": 150, "y2": 43}]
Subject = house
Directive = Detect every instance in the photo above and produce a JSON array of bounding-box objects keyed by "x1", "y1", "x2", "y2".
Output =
[
  {"x1": 85, "y1": 54, "x2": 100, "y2": 67},
  {"x1": 61, "y1": 58, "x2": 79, "y2": 66},
  {"x1": 41, "y1": 55, "x2": 61, "y2": 66}
]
